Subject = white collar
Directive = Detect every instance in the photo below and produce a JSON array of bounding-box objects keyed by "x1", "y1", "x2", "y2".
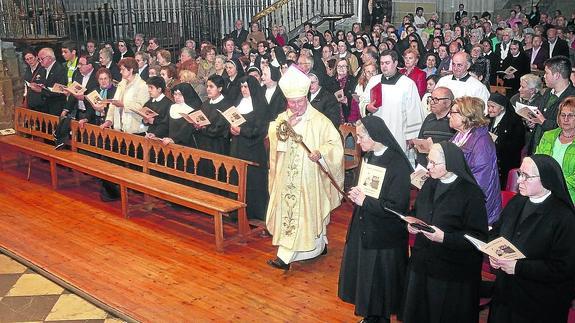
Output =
[
  {"x1": 210, "y1": 94, "x2": 224, "y2": 104},
  {"x1": 153, "y1": 93, "x2": 165, "y2": 102},
  {"x1": 493, "y1": 110, "x2": 505, "y2": 128},
  {"x1": 529, "y1": 190, "x2": 551, "y2": 203},
  {"x1": 236, "y1": 97, "x2": 254, "y2": 114},
  {"x1": 373, "y1": 146, "x2": 387, "y2": 156},
  {"x1": 169, "y1": 103, "x2": 194, "y2": 119},
  {"x1": 440, "y1": 173, "x2": 458, "y2": 183},
  {"x1": 45, "y1": 61, "x2": 56, "y2": 73},
  {"x1": 552, "y1": 85, "x2": 568, "y2": 98}
]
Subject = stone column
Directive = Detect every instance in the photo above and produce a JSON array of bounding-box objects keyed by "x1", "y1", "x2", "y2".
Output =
[{"x1": 0, "y1": 41, "x2": 23, "y2": 129}]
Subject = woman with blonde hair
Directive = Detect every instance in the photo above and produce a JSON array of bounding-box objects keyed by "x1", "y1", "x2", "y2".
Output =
[
  {"x1": 354, "y1": 62, "x2": 378, "y2": 118},
  {"x1": 197, "y1": 44, "x2": 217, "y2": 84},
  {"x1": 536, "y1": 96, "x2": 575, "y2": 203},
  {"x1": 178, "y1": 69, "x2": 207, "y2": 102},
  {"x1": 449, "y1": 96, "x2": 502, "y2": 225}
]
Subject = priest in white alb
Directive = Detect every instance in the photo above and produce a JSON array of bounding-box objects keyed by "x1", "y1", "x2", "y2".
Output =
[
  {"x1": 359, "y1": 49, "x2": 423, "y2": 153},
  {"x1": 435, "y1": 51, "x2": 490, "y2": 111},
  {"x1": 266, "y1": 66, "x2": 345, "y2": 270}
]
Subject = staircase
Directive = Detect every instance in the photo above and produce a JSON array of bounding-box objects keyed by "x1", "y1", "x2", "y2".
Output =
[{"x1": 253, "y1": 0, "x2": 354, "y2": 41}]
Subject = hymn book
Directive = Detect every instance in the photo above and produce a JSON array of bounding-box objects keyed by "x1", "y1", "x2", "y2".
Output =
[
  {"x1": 384, "y1": 207, "x2": 436, "y2": 233},
  {"x1": 86, "y1": 90, "x2": 104, "y2": 107},
  {"x1": 180, "y1": 110, "x2": 211, "y2": 127},
  {"x1": 0, "y1": 128, "x2": 16, "y2": 136},
  {"x1": 410, "y1": 164, "x2": 429, "y2": 189},
  {"x1": 357, "y1": 162, "x2": 386, "y2": 198},
  {"x1": 218, "y1": 106, "x2": 246, "y2": 127},
  {"x1": 66, "y1": 81, "x2": 87, "y2": 96},
  {"x1": 131, "y1": 106, "x2": 159, "y2": 119},
  {"x1": 514, "y1": 102, "x2": 539, "y2": 120},
  {"x1": 334, "y1": 89, "x2": 346, "y2": 104},
  {"x1": 48, "y1": 83, "x2": 67, "y2": 94},
  {"x1": 464, "y1": 235, "x2": 526, "y2": 260},
  {"x1": 497, "y1": 66, "x2": 518, "y2": 75}
]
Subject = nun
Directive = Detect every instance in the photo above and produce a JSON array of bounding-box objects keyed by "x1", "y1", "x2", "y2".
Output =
[
  {"x1": 161, "y1": 82, "x2": 202, "y2": 147},
  {"x1": 229, "y1": 76, "x2": 270, "y2": 221},
  {"x1": 488, "y1": 155, "x2": 575, "y2": 323},
  {"x1": 223, "y1": 57, "x2": 245, "y2": 102},
  {"x1": 197, "y1": 74, "x2": 233, "y2": 155},
  {"x1": 339, "y1": 116, "x2": 413, "y2": 323},
  {"x1": 487, "y1": 92, "x2": 525, "y2": 187},
  {"x1": 262, "y1": 65, "x2": 287, "y2": 121},
  {"x1": 403, "y1": 142, "x2": 488, "y2": 323}
]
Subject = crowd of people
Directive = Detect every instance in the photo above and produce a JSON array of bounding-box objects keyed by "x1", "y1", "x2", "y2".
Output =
[{"x1": 19, "y1": 4, "x2": 575, "y2": 323}]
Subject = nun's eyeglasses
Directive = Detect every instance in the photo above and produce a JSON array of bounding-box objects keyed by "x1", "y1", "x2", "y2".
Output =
[
  {"x1": 427, "y1": 158, "x2": 444, "y2": 167},
  {"x1": 516, "y1": 170, "x2": 539, "y2": 180}
]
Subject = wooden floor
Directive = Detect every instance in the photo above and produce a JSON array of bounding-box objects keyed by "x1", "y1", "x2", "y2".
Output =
[{"x1": 0, "y1": 152, "x2": 359, "y2": 322}]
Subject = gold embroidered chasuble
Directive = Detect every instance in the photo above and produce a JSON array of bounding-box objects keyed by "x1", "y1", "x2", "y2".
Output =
[{"x1": 266, "y1": 105, "x2": 344, "y2": 251}]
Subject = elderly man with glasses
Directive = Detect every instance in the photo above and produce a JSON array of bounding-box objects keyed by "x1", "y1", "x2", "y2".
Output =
[
  {"x1": 28, "y1": 47, "x2": 68, "y2": 115},
  {"x1": 414, "y1": 86, "x2": 457, "y2": 166}
]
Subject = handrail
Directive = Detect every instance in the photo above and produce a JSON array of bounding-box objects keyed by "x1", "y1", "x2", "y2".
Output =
[
  {"x1": 252, "y1": 0, "x2": 291, "y2": 22},
  {"x1": 252, "y1": 0, "x2": 354, "y2": 41}
]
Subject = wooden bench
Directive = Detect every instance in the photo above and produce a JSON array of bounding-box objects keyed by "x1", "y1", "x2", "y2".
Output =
[{"x1": 0, "y1": 108, "x2": 255, "y2": 252}]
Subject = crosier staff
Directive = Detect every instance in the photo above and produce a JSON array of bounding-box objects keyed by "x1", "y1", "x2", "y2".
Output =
[{"x1": 276, "y1": 119, "x2": 350, "y2": 202}]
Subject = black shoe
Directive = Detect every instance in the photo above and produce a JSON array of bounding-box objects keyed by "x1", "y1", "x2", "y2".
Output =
[
  {"x1": 100, "y1": 193, "x2": 120, "y2": 202},
  {"x1": 321, "y1": 245, "x2": 328, "y2": 256},
  {"x1": 267, "y1": 257, "x2": 290, "y2": 270},
  {"x1": 54, "y1": 141, "x2": 65, "y2": 150}
]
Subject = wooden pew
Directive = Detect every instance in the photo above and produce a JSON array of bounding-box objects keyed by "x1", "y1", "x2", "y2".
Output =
[{"x1": 0, "y1": 108, "x2": 254, "y2": 252}]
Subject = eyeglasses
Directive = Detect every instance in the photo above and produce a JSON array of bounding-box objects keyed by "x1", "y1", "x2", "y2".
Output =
[
  {"x1": 516, "y1": 170, "x2": 540, "y2": 180},
  {"x1": 427, "y1": 158, "x2": 445, "y2": 167},
  {"x1": 427, "y1": 96, "x2": 451, "y2": 104},
  {"x1": 559, "y1": 113, "x2": 575, "y2": 119},
  {"x1": 449, "y1": 110, "x2": 461, "y2": 115},
  {"x1": 38, "y1": 56, "x2": 50, "y2": 61}
]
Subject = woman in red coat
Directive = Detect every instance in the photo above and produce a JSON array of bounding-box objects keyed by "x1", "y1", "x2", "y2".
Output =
[{"x1": 400, "y1": 48, "x2": 426, "y2": 98}]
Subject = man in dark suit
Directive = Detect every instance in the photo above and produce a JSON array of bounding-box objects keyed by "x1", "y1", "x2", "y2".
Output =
[
  {"x1": 229, "y1": 19, "x2": 248, "y2": 49},
  {"x1": 99, "y1": 47, "x2": 121, "y2": 82},
  {"x1": 307, "y1": 73, "x2": 341, "y2": 128},
  {"x1": 30, "y1": 47, "x2": 68, "y2": 116},
  {"x1": 526, "y1": 34, "x2": 549, "y2": 71},
  {"x1": 527, "y1": 55, "x2": 575, "y2": 154},
  {"x1": 454, "y1": 4, "x2": 468, "y2": 24},
  {"x1": 54, "y1": 55, "x2": 100, "y2": 148},
  {"x1": 546, "y1": 27, "x2": 570, "y2": 57},
  {"x1": 135, "y1": 51, "x2": 150, "y2": 81},
  {"x1": 62, "y1": 55, "x2": 99, "y2": 122},
  {"x1": 133, "y1": 33, "x2": 145, "y2": 54}
]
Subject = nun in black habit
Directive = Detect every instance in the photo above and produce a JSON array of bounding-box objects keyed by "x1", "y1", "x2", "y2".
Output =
[
  {"x1": 262, "y1": 65, "x2": 287, "y2": 121},
  {"x1": 338, "y1": 116, "x2": 412, "y2": 323},
  {"x1": 402, "y1": 142, "x2": 488, "y2": 323},
  {"x1": 223, "y1": 58, "x2": 245, "y2": 103},
  {"x1": 162, "y1": 82, "x2": 203, "y2": 148},
  {"x1": 488, "y1": 155, "x2": 575, "y2": 323},
  {"x1": 229, "y1": 75, "x2": 270, "y2": 221},
  {"x1": 196, "y1": 74, "x2": 233, "y2": 155}
]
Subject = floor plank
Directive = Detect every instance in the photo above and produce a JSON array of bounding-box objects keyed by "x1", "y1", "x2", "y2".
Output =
[{"x1": 0, "y1": 154, "x2": 357, "y2": 322}]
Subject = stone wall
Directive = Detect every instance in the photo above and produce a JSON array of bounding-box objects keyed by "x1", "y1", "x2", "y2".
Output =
[{"x1": 0, "y1": 42, "x2": 24, "y2": 130}]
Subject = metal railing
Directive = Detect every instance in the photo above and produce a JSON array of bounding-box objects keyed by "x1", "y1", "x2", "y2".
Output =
[
  {"x1": 253, "y1": 0, "x2": 354, "y2": 38},
  {"x1": 0, "y1": 0, "x2": 352, "y2": 49}
]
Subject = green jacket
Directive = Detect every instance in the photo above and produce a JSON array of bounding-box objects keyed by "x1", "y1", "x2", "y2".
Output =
[{"x1": 535, "y1": 128, "x2": 575, "y2": 203}]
